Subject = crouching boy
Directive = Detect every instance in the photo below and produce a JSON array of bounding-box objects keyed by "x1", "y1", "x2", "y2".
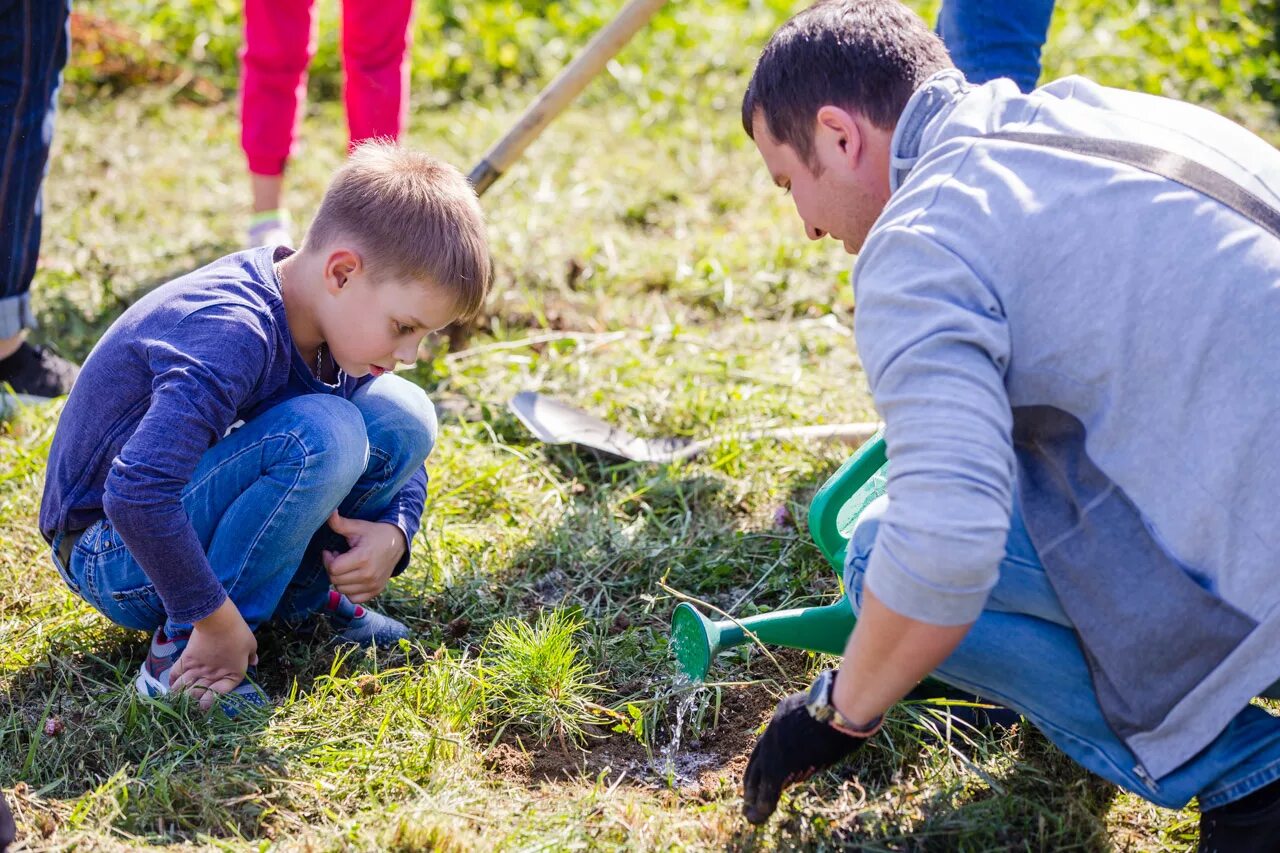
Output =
[{"x1": 39, "y1": 142, "x2": 491, "y2": 712}]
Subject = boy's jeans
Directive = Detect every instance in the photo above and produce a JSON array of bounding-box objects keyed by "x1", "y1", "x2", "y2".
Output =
[
  {"x1": 937, "y1": 0, "x2": 1056, "y2": 93},
  {"x1": 0, "y1": 0, "x2": 72, "y2": 337},
  {"x1": 50, "y1": 375, "x2": 436, "y2": 638},
  {"x1": 845, "y1": 494, "x2": 1280, "y2": 811}
]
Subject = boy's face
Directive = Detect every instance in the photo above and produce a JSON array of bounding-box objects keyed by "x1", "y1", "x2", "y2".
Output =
[{"x1": 322, "y1": 256, "x2": 458, "y2": 377}]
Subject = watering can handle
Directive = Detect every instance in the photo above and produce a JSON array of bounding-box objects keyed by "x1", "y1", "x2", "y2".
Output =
[{"x1": 807, "y1": 431, "x2": 888, "y2": 572}]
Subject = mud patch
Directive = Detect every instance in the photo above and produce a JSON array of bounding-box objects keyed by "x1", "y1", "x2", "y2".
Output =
[{"x1": 485, "y1": 684, "x2": 778, "y2": 800}]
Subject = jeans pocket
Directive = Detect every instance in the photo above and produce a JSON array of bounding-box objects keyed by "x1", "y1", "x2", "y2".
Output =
[
  {"x1": 76, "y1": 519, "x2": 127, "y2": 557},
  {"x1": 106, "y1": 585, "x2": 166, "y2": 632},
  {"x1": 48, "y1": 538, "x2": 80, "y2": 596}
]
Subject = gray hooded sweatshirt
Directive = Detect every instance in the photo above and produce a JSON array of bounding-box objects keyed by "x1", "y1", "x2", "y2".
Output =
[{"x1": 856, "y1": 70, "x2": 1280, "y2": 780}]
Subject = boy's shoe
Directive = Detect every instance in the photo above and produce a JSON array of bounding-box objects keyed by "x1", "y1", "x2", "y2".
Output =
[
  {"x1": 247, "y1": 209, "x2": 293, "y2": 248},
  {"x1": 1199, "y1": 778, "x2": 1280, "y2": 852},
  {"x1": 135, "y1": 628, "x2": 267, "y2": 716},
  {"x1": 0, "y1": 342, "x2": 79, "y2": 399},
  {"x1": 322, "y1": 590, "x2": 411, "y2": 648}
]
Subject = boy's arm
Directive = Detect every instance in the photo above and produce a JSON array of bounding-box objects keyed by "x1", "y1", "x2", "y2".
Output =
[
  {"x1": 376, "y1": 464, "x2": 427, "y2": 577},
  {"x1": 103, "y1": 305, "x2": 271, "y2": 625}
]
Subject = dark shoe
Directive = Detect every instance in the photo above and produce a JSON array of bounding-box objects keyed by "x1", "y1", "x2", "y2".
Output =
[
  {"x1": 0, "y1": 342, "x2": 79, "y2": 398},
  {"x1": 1199, "y1": 778, "x2": 1280, "y2": 852},
  {"x1": 0, "y1": 789, "x2": 14, "y2": 852}
]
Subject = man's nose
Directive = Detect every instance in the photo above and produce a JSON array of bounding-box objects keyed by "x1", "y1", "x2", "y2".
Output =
[{"x1": 806, "y1": 223, "x2": 827, "y2": 241}]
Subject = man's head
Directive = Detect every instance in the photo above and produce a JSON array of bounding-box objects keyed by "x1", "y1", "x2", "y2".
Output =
[
  {"x1": 743, "y1": 0, "x2": 952, "y2": 252},
  {"x1": 300, "y1": 141, "x2": 491, "y2": 376}
]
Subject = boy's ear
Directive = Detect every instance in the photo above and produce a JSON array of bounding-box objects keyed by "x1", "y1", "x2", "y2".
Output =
[{"x1": 324, "y1": 248, "x2": 363, "y2": 293}]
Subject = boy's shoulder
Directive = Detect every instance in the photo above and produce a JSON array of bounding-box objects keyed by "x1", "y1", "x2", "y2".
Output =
[{"x1": 116, "y1": 247, "x2": 286, "y2": 341}]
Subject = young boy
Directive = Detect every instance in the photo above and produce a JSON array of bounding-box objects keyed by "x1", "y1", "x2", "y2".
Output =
[{"x1": 39, "y1": 142, "x2": 490, "y2": 712}]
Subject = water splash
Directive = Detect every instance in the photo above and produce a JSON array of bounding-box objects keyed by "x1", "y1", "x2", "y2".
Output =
[{"x1": 654, "y1": 680, "x2": 717, "y2": 788}]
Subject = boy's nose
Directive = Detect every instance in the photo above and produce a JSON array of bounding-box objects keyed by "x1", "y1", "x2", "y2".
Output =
[
  {"x1": 806, "y1": 223, "x2": 826, "y2": 241},
  {"x1": 394, "y1": 343, "x2": 418, "y2": 366}
]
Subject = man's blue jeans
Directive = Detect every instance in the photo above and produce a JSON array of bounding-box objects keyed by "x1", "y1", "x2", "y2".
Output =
[
  {"x1": 51, "y1": 375, "x2": 436, "y2": 638},
  {"x1": 845, "y1": 494, "x2": 1280, "y2": 810},
  {"x1": 0, "y1": 0, "x2": 72, "y2": 337},
  {"x1": 938, "y1": 0, "x2": 1056, "y2": 93}
]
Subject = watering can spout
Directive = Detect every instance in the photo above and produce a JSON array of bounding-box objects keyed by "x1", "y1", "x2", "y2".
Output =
[{"x1": 670, "y1": 598, "x2": 857, "y2": 682}]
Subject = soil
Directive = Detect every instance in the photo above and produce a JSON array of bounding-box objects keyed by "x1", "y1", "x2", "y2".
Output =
[{"x1": 482, "y1": 684, "x2": 778, "y2": 800}]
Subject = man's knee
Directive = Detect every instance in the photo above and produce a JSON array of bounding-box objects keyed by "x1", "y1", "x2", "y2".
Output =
[{"x1": 842, "y1": 493, "x2": 890, "y2": 614}]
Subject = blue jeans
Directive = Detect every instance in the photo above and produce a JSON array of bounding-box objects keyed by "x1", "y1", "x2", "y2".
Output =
[
  {"x1": 51, "y1": 375, "x2": 436, "y2": 638},
  {"x1": 937, "y1": 0, "x2": 1056, "y2": 93},
  {"x1": 0, "y1": 0, "x2": 71, "y2": 337},
  {"x1": 845, "y1": 494, "x2": 1280, "y2": 810}
]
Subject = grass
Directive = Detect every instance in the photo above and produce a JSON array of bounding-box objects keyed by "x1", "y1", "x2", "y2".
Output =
[{"x1": 4, "y1": 0, "x2": 1277, "y2": 849}]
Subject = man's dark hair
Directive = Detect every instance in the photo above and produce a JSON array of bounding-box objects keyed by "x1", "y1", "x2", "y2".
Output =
[{"x1": 743, "y1": 0, "x2": 953, "y2": 166}]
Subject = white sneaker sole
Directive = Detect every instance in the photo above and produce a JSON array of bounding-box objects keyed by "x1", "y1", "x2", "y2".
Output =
[{"x1": 135, "y1": 666, "x2": 168, "y2": 698}]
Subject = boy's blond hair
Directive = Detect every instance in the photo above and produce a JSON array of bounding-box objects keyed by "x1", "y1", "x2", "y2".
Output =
[{"x1": 304, "y1": 141, "x2": 492, "y2": 321}]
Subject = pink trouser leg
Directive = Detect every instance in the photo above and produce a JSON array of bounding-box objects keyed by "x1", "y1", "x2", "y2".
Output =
[
  {"x1": 341, "y1": 0, "x2": 414, "y2": 150},
  {"x1": 241, "y1": 0, "x2": 318, "y2": 176}
]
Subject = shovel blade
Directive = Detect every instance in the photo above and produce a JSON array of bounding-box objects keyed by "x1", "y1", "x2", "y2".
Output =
[{"x1": 508, "y1": 391, "x2": 692, "y2": 462}]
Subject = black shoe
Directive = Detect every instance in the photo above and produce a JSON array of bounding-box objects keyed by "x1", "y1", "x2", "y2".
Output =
[
  {"x1": 0, "y1": 790, "x2": 14, "y2": 852},
  {"x1": 0, "y1": 342, "x2": 79, "y2": 399},
  {"x1": 1199, "y1": 778, "x2": 1280, "y2": 852}
]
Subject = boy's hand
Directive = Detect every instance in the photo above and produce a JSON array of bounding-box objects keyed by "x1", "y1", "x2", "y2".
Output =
[
  {"x1": 322, "y1": 510, "x2": 406, "y2": 604},
  {"x1": 170, "y1": 597, "x2": 258, "y2": 712}
]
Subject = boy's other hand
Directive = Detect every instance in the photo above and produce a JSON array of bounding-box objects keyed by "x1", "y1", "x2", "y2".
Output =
[
  {"x1": 170, "y1": 598, "x2": 258, "y2": 711},
  {"x1": 322, "y1": 511, "x2": 405, "y2": 604}
]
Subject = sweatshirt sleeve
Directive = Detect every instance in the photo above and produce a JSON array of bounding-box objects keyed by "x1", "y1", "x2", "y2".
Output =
[
  {"x1": 852, "y1": 226, "x2": 1017, "y2": 626},
  {"x1": 377, "y1": 464, "x2": 427, "y2": 577},
  {"x1": 102, "y1": 305, "x2": 270, "y2": 625}
]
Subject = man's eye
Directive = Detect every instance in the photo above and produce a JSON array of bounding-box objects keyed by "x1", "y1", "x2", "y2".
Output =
[{"x1": 396, "y1": 323, "x2": 414, "y2": 335}]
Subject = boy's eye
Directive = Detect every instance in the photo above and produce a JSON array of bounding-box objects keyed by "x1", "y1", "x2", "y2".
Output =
[{"x1": 395, "y1": 322, "x2": 414, "y2": 335}]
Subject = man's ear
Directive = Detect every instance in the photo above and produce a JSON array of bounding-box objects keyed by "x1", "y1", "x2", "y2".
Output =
[
  {"x1": 815, "y1": 105, "x2": 863, "y2": 168},
  {"x1": 324, "y1": 248, "x2": 362, "y2": 293}
]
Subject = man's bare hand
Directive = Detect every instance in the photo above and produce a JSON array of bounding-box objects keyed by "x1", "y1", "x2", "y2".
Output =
[
  {"x1": 169, "y1": 597, "x2": 258, "y2": 711},
  {"x1": 323, "y1": 511, "x2": 405, "y2": 604}
]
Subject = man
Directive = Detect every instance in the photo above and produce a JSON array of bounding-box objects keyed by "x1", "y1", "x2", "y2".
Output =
[
  {"x1": 0, "y1": 0, "x2": 80, "y2": 401},
  {"x1": 738, "y1": 2, "x2": 1280, "y2": 849}
]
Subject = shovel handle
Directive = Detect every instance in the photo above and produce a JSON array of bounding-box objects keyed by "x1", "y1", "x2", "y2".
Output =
[
  {"x1": 673, "y1": 422, "x2": 882, "y2": 461},
  {"x1": 469, "y1": 0, "x2": 670, "y2": 195}
]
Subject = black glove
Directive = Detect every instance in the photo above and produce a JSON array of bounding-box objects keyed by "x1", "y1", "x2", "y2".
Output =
[{"x1": 742, "y1": 686, "x2": 872, "y2": 825}]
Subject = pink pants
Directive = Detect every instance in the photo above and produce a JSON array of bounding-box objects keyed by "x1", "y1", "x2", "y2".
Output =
[{"x1": 240, "y1": 0, "x2": 414, "y2": 176}]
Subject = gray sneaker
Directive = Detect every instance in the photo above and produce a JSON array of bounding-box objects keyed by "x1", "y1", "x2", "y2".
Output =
[
  {"x1": 321, "y1": 590, "x2": 411, "y2": 648},
  {"x1": 136, "y1": 628, "x2": 267, "y2": 716}
]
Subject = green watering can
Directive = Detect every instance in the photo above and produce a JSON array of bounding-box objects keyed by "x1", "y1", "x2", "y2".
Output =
[{"x1": 670, "y1": 431, "x2": 888, "y2": 681}]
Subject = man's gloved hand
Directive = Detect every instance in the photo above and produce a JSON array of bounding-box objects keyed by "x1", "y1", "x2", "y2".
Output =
[
  {"x1": 0, "y1": 790, "x2": 15, "y2": 852},
  {"x1": 742, "y1": 674, "x2": 876, "y2": 825}
]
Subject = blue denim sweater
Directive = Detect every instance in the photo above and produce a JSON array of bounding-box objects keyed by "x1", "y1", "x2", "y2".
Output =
[
  {"x1": 39, "y1": 247, "x2": 427, "y2": 625},
  {"x1": 857, "y1": 70, "x2": 1280, "y2": 780}
]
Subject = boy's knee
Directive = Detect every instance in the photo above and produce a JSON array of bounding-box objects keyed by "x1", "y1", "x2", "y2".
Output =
[
  {"x1": 355, "y1": 375, "x2": 438, "y2": 466},
  {"x1": 285, "y1": 395, "x2": 369, "y2": 484}
]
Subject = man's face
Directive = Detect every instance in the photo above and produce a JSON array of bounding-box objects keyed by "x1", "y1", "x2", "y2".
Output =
[
  {"x1": 326, "y1": 271, "x2": 457, "y2": 378},
  {"x1": 752, "y1": 110, "x2": 887, "y2": 254}
]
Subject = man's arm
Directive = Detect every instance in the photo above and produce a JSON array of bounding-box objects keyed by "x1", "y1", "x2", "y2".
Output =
[
  {"x1": 833, "y1": 584, "x2": 973, "y2": 726},
  {"x1": 743, "y1": 225, "x2": 1017, "y2": 822}
]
